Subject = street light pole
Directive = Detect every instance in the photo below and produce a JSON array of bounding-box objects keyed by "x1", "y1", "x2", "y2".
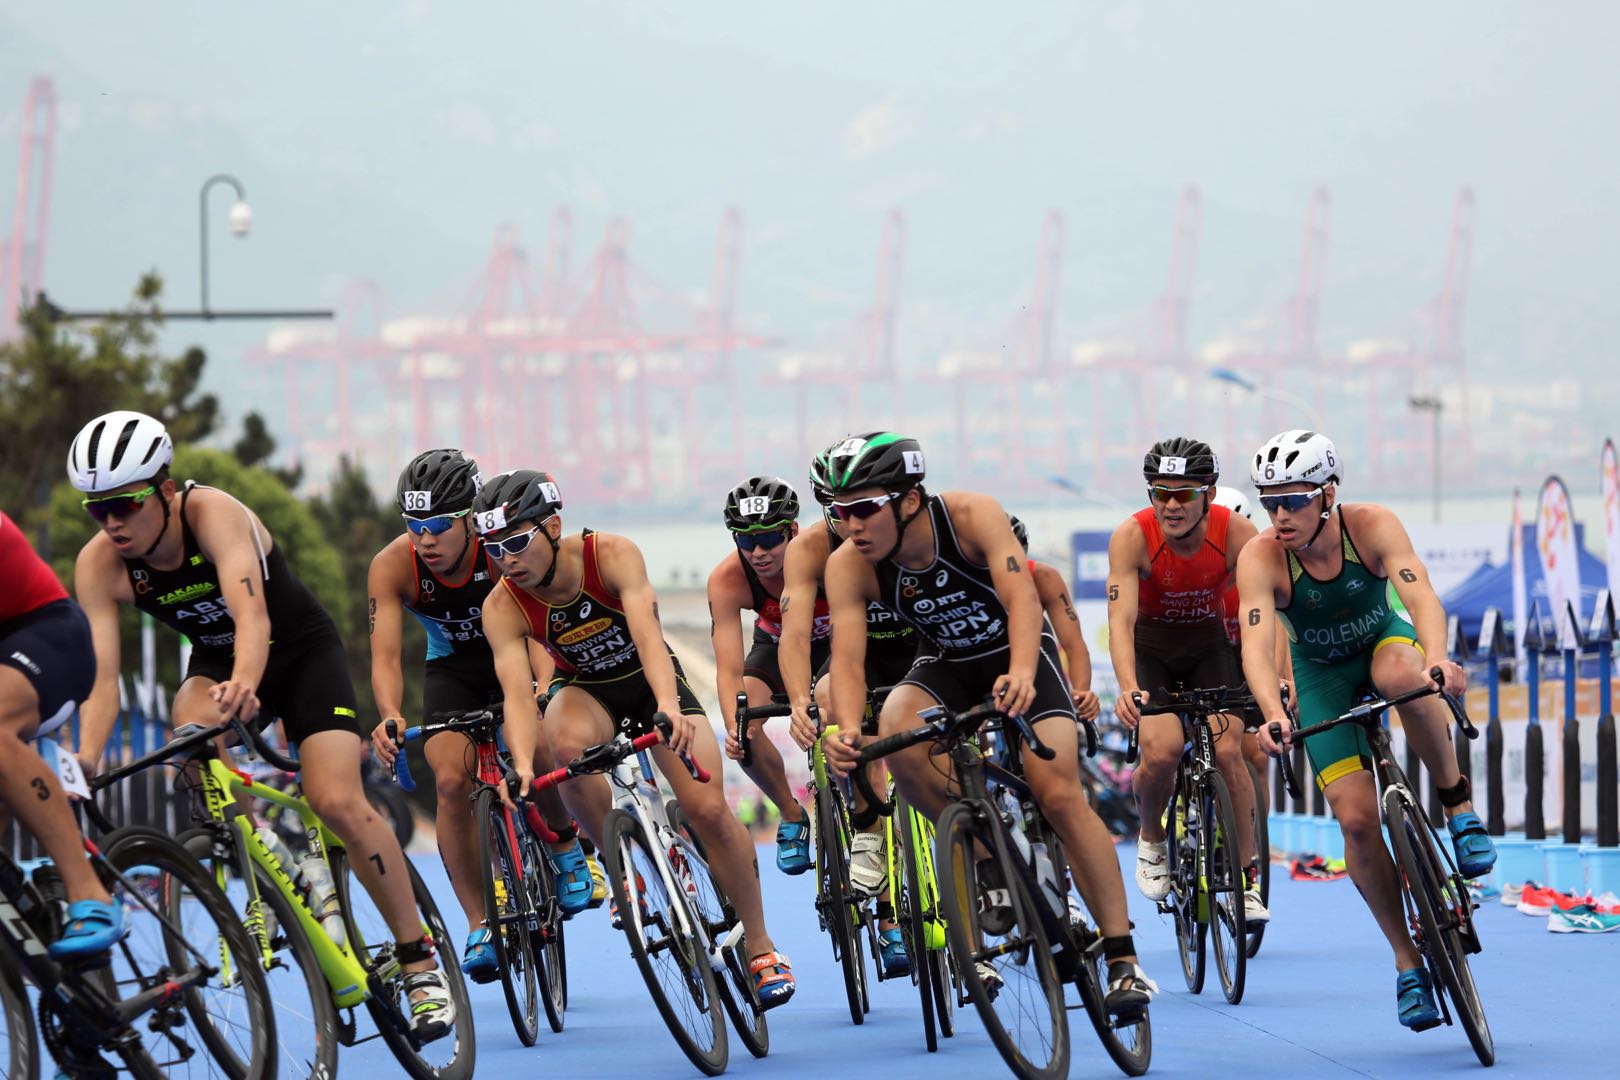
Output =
[
  {"x1": 1409, "y1": 394, "x2": 1443, "y2": 523},
  {"x1": 200, "y1": 174, "x2": 251, "y2": 317},
  {"x1": 1209, "y1": 366, "x2": 1325, "y2": 430}
]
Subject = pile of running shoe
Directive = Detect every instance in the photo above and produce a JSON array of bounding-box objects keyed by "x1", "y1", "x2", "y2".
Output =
[{"x1": 1500, "y1": 881, "x2": 1620, "y2": 934}]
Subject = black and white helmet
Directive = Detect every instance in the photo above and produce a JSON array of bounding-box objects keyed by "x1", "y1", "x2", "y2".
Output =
[
  {"x1": 66, "y1": 411, "x2": 174, "y2": 494},
  {"x1": 471, "y1": 470, "x2": 562, "y2": 535},
  {"x1": 1251, "y1": 430, "x2": 1342, "y2": 489},
  {"x1": 396, "y1": 448, "x2": 482, "y2": 517},
  {"x1": 724, "y1": 476, "x2": 799, "y2": 532},
  {"x1": 1143, "y1": 437, "x2": 1219, "y2": 483}
]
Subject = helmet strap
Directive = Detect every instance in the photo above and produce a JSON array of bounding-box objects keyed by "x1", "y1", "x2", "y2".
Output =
[
  {"x1": 1168, "y1": 493, "x2": 1211, "y2": 542},
  {"x1": 140, "y1": 491, "x2": 174, "y2": 560},
  {"x1": 881, "y1": 489, "x2": 924, "y2": 563},
  {"x1": 1300, "y1": 500, "x2": 1334, "y2": 550},
  {"x1": 446, "y1": 519, "x2": 476, "y2": 576},
  {"x1": 536, "y1": 526, "x2": 562, "y2": 589}
]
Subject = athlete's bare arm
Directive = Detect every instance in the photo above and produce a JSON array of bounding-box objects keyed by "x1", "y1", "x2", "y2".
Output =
[
  {"x1": 367, "y1": 536, "x2": 414, "y2": 765},
  {"x1": 1034, "y1": 561, "x2": 1097, "y2": 719},
  {"x1": 485, "y1": 585, "x2": 542, "y2": 801},
  {"x1": 822, "y1": 542, "x2": 878, "y2": 760},
  {"x1": 948, "y1": 492, "x2": 1043, "y2": 717},
  {"x1": 72, "y1": 537, "x2": 133, "y2": 772},
  {"x1": 1353, "y1": 504, "x2": 1462, "y2": 692},
  {"x1": 706, "y1": 556, "x2": 752, "y2": 749},
  {"x1": 190, "y1": 491, "x2": 274, "y2": 723},
  {"x1": 1237, "y1": 538, "x2": 1291, "y2": 751},
  {"x1": 777, "y1": 527, "x2": 831, "y2": 720},
  {"x1": 599, "y1": 534, "x2": 693, "y2": 752},
  {"x1": 1106, "y1": 521, "x2": 1147, "y2": 725}
]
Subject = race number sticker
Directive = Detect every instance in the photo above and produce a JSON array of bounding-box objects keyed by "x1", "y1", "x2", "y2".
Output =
[
  {"x1": 539, "y1": 481, "x2": 562, "y2": 505},
  {"x1": 471, "y1": 471, "x2": 486, "y2": 493},
  {"x1": 1158, "y1": 456, "x2": 1187, "y2": 475},
  {"x1": 739, "y1": 495, "x2": 771, "y2": 517},
  {"x1": 903, "y1": 450, "x2": 925, "y2": 475},
  {"x1": 38, "y1": 737, "x2": 90, "y2": 800},
  {"x1": 833, "y1": 437, "x2": 866, "y2": 457},
  {"x1": 404, "y1": 490, "x2": 433, "y2": 513},
  {"x1": 476, "y1": 506, "x2": 508, "y2": 533}
]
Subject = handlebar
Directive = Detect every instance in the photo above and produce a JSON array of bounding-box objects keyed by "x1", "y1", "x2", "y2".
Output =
[
  {"x1": 856, "y1": 697, "x2": 1054, "y2": 768},
  {"x1": 1271, "y1": 666, "x2": 1473, "y2": 800},
  {"x1": 91, "y1": 718, "x2": 236, "y2": 792},
  {"x1": 386, "y1": 708, "x2": 506, "y2": 793},
  {"x1": 735, "y1": 694, "x2": 793, "y2": 768},
  {"x1": 519, "y1": 713, "x2": 711, "y2": 799}
]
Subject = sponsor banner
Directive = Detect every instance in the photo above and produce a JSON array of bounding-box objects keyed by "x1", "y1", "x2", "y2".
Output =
[
  {"x1": 1069, "y1": 530, "x2": 1112, "y2": 601},
  {"x1": 1535, "y1": 476, "x2": 1583, "y2": 649}
]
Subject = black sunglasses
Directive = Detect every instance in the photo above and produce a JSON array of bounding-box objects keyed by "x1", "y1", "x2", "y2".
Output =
[
  {"x1": 734, "y1": 528, "x2": 789, "y2": 552},
  {"x1": 1257, "y1": 487, "x2": 1325, "y2": 514}
]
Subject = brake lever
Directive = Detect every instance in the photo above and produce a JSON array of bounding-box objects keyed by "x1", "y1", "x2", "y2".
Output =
[
  {"x1": 1008, "y1": 712, "x2": 1056, "y2": 761},
  {"x1": 1125, "y1": 693, "x2": 1143, "y2": 764},
  {"x1": 1270, "y1": 722, "x2": 1302, "y2": 800}
]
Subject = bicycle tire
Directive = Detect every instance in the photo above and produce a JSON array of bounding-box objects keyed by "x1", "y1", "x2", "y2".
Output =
[
  {"x1": 1072, "y1": 917, "x2": 1153, "y2": 1076},
  {"x1": 366, "y1": 783, "x2": 416, "y2": 850},
  {"x1": 0, "y1": 960, "x2": 38, "y2": 1080},
  {"x1": 102, "y1": 825, "x2": 277, "y2": 1080},
  {"x1": 474, "y1": 788, "x2": 540, "y2": 1045},
  {"x1": 1385, "y1": 790, "x2": 1495, "y2": 1066},
  {"x1": 1165, "y1": 775, "x2": 1206, "y2": 993},
  {"x1": 178, "y1": 826, "x2": 340, "y2": 1080},
  {"x1": 330, "y1": 847, "x2": 476, "y2": 1080},
  {"x1": 914, "y1": 804, "x2": 956, "y2": 1041},
  {"x1": 517, "y1": 822, "x2": 567, "y2": 1033},
  {"x1": 896, "y1": 795, "x2": 943, "y2": 1051},
  {"x1": 1244, "y1": 760, "x2": 1269, "y2": 959},
  {"x1": 602, "y1": 808, "x2": 728, "y2": 1076},
  {"x1": 1201, "y1": 771, "x2": 1247, "y2": 1004},
  {"x1": 936, "y1": 801, "x2": 1070, "y2": 1080},
  {"x1": 814, "y1": 776, "x2": 867, "y2": 1026}
]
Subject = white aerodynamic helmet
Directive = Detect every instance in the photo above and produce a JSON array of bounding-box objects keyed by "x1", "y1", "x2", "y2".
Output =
[
  {"x1": 1250, "y1": 429, "x2": 1341, "y2": 489},
  {"x1": 67, "y1": 411, "x2": 174, "y2": 494},
  {"x1": 1211, "y1": 486, "x2": 1252, "y2": 520}
]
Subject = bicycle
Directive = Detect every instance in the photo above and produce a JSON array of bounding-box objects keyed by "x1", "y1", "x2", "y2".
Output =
[
  {"x1": 93, "y1": 714, "x2": 476, "y2": 1080},
  {"x1": 860, "y1": 699, "x2": 1151, "y2": 1080},
  {"x1": 530, "y1": 712, "x2": 764, "y2": 1075},
  {"x1": 389, "y1": 705, "x2": 567, "y2": 1044},
  {"x1": 1, "y1": 769, "x2": 275, "y2": 1079},
  {"x1": 1271, "y1": 667, "x2": 1493, "y2": 1066},
  {"x1": 1127, "y1": 685, "x2": 1251, "y2": 1005},
  {"x1": 1233, "y1": 687, "x2": 1290, "y2": 960}
]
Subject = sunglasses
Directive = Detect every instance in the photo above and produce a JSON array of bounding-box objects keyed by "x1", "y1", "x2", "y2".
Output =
[
  {"x1": 1257, "y1": 486, "x2": 1325, "y2": 514},
  {"x1": 403, "y1": 508, "x2": 470, "y2": 536},
  {"x1": 829, "y1": 494, "x2": 897, "y2": 522},
  {"x1": 485, "y1": 523, "x2": 543, "y2": 560},
  {"x1": 734, "y1": 528, "x2": 789, "y2": 552},
  {"x1": 82, "y1": 485, "x2": 158, "y2": 523},
  {"x1": 1148, "y1": 484, "x2": 1210, "y2": 506}
]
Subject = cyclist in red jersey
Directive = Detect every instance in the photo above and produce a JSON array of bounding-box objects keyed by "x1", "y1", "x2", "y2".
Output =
[
  {"x1": 1107, "y1": 438, "x2": 1266, "y2": 922},
  {"x1": 1212, "y1": 486, "x2": 1283, "y2": 811},
  {"x1": 0, "y1": 510, "x2": 122, "y2": 958}
]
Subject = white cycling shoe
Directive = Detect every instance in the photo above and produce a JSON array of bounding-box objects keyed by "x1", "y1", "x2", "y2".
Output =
[
  {"x1": 1135, "y1": 839, "x2": 1171, "y2": 901},
  {"x1": 1243, "y1": 888, "x2": 1271, "y2": 924}
]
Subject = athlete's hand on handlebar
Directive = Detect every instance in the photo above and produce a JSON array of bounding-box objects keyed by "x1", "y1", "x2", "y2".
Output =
[
  {"x1": 1260, "y1": 711, "x2": 1294, "y2": 756},
  {"x1": 1114, "y1": 686, "x2": 1144, "y2": 731},
  {"x1": 789, "y1": 702, "x2": 820, "y2": 751},
  {"x1": 371, "y1": 718, "x2": 407, "y2": 768},
  {"x1": 822, "y1": 724, "x2": 861, "y2": 778},
  {"x1": 501, "y1": 765, "x2": 534, "y2": 810},
  {"x1": 209, "y1": 679, "x2": 261, "y2": 724},
  {"x1": 993, "y1": 669, "x2": 1037, "y2": 718},
  {"x1": 663, "y1": 703, "x2": 700, "y2": 757},
  {"x1": 723, "y1": 723, "x2": 747, "y2": 762},
  {"x1": 1072, "y1": 688, "x2": 1100, "y2": 724},
  {"x1": 1426, "y1": 659, "x2": 1467, "y2": 696}
]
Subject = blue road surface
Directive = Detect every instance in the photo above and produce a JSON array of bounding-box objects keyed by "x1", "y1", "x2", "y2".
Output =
[{"x1": 34, "y1": 842, "x2": 1617, "y2": 1078}]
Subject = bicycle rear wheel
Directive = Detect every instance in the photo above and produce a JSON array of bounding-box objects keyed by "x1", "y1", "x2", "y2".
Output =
[
  {"x1": 516, "y1": 821, "x2": 567, "y2": 1034},
  {"x1": 936, "y1": 801, "x2": 1070, "y2": 1080},
  {"x1": 475, "y1": 788, "x2": 540, "y2": 1045},
  {"x1": 603, "y1": 808, "x2": 728, "y2": 1076},
  {"x1": 0, "y1": 959, "x2": 38, "y2": 1080},
  {"x1": 1071, "y1": 917, "x2": 1152, "y2": 1076},
  {"x1": 814, "y1": 777, "x2": 868, "y2": 1026},
  {"x1": 1244, "y1": 760, "x2": 1270, "y2": 959},
  {"x1": 897, "y1": 796, "x2": 950, "y2": 1051},
  {"x1": 179, "y1": 826, "x2": 339, "y2": 1080},
  {"x1": 330, "y1": 847, "x2": 476, "y2": 1080},
  {"x1": 1385, "y1": 790, "x2": 1495, "y2": 1066},
  {"x1": 1202, "y1": 772, "x2": 1247, "y2": 1004},
  {"x1": 102, "y1": 825, "x2": 277, "y2": 1079},
  {"x1": 1164, "y1": 776, "x2": 1206, "y2": 993}
]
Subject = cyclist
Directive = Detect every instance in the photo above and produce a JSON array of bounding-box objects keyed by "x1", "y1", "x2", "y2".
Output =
[
  {"x1": 472, "y1": 469, "x2": 798, "y2": 1009},
  {"x1": 1107, "y1": 437, "x2": 1267, "y2": 922},
  {"x1": 1010, "y1": 514, "x2": 1101, "y2": 724},
  {"x1": 1212, "y1": 486, "x2": 1279, "y2": 817},
  {"x1": 709, "y1": 476, "x2": 823, "y2": 877},
  {"x1": 0, "y1": 509, "x2": 122, "y2": 958},
  {"x1": 1241, "y1": 430, "x2": 1495, "y2": 1028},
  {"x1": 366, "y1": 448, "x2": 594, "y2": 983},
  {"x1": 67, "y1": 411, "x2": 458, "y2": 1040},
  {"x1": 779, "y1": 441, "x2": 920, "y2": 977},
  {"x1": 819, "y1": 432, "x2": 1155, "y2": 1018}
]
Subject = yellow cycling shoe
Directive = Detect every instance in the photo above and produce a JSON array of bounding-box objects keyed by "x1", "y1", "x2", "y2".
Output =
[{"x1": 586, "y1": 852, "x2": 608, "y2": 908}]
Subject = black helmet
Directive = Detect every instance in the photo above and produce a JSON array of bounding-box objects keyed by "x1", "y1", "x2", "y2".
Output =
[
  {"x1": 1008, "y1": 514, "x2": 1029, "y2": 553},
  {"x1": 822, "y1": 431, "x2": 926, "y2": 495},
  {"x1": 471, "y1": 469, "x2": 562, "y2": 535},
  {"x1": 724, "y1": 476, "x2": 799, "y2": 532},
  {"x1": 396, "y1": 448, "x2": 482, "y2": 517},
  {"x1": 1143, "y1": 437, "x2": 1220, "y2": 483}
]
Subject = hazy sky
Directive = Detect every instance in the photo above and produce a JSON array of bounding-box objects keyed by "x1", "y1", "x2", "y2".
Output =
[{"x1": 3, "y1": 2, "x2": 1617, "y2": 473}]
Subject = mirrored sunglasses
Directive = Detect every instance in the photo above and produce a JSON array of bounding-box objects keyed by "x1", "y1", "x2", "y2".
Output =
[
  {"x1": 1148, "y1": 484, "x2": 1210, "y2": 506},
  {"x1": 734, "y1": 528, "x2": 789, "y2": 552},
  {"x1": 403, "y1": 508, "x2": 470, "y2": 536},
  {"x1": 830, "y1": 494, "x2": 896, "y2": 521},
  {"x1": 82, "y1": 485, "x2": 158, "y2": 523},
  {"x1": 484, "y1": 524, "x2": 541, "y2": 559},
  {"x1": 1257, "y1": 486, "x2": 1325, "y2": 514}
]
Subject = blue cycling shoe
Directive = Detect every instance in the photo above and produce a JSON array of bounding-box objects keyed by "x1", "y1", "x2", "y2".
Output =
[
  {"x1": 48, "y1": 898, "x2": 127, "y2": 959},
  {"x1": 775, "y1": 807, "x2": 812, "y2": 876},
  {"x1": 461, "y1": 928, "x2": 499, "y2": 982},
  {"x1": 1396, "y1": 967, "x2": 1440, "y2": 1030},
  {"x1": 878, "y1": 927, "x2": 912, "y2": 977},
  {"x1": 1446, "y1": 812, "x2": 1497, "y2": 879},
  {"x1": 546, "y1": 842, "x2": 594, "y2": 915}
]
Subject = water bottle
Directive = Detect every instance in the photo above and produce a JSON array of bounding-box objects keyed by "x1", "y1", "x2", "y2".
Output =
[
  {"x1": 1029, "y1": 840, "x2": 1065, "y2": 921},
  {"x1": 255, "y1": 824, "x2": 300, "y2": 884},
  {"x1": 296, "y1": 853, "x2": 348, "y2": 948},
  {"x1": 998, "y1": 790, "x2": 1033, "y2": 866}
]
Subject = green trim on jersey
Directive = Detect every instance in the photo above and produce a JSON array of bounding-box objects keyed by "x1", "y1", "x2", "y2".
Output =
[{"x1": 1277, "y1": 509, "x2": 1402, "y2": 664}]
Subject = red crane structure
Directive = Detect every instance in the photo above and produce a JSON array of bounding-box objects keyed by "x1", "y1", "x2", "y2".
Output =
[
  {"x1": 1346, "y1": 187, "x2": 1476, "y2": 489},
  {"x1": 1, "y1": 76, "x2": 56, "y2": 340}
]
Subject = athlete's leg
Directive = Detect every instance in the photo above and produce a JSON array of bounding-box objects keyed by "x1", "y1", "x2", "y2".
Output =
[
  {"x1": 539, "y1": 686, "x2": 617, "y2": 848},
  {"x1": 1243, "y1": 729, "x2": 1270, "y2": 818},
  {"x1": 875, "y1": 684, "x2": 955, "y2": 821},
  {"x1": 1213, "y1": 717, "x2": 1258, "y2": 868},
  {"x1": 0, "y1": 666, "x2": 110, "y2": 905},
  {"x1": 1372, "y1": 643, "x2": 1468, "y2": 813},
  {"x1": 736, "y1": 675, "x2": 808, "y2": 827},
  {"x1": 1130, "y1": 712, "x2": 1182, "y2": 843},
  {"x1": 423, "y1": 730, "x2": 483, "y2": 927},
  {"x1": 1322, "y1": 769, "x2": 1422, "y2": 971}
]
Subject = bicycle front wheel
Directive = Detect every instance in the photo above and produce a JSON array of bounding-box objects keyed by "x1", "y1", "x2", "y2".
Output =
[
  {"x1": 936, "y1": 801, "x2": 1069, "y2": 1080},
  {"x1": 102, "y1": 825, "x2": 277, "y2": 1080},
  {"x1": 1385, "y1": 790, "x2": 1495, "y2": 1066},
  {"x1": 1245, "y1": 760, "x2": 1270, "y2": 959},
  {"x1": 1165, "y1": 775, "x2": 1206, "y2": 993},
  {"x1": 1202, "y1": 771, "x2": 1247, "y2": 1004},
  {"x1": 517, "y1": 818, "x2": 567, "y2": 1034},
  {"x1": 897, "y1": 795, "x2": 953, "y2": 1051},
  {"x1": 330, "y1": 846, "x2": 476, "y2": 1080},
  {"x1": 0, "y1": 959, "x2": 38, "y2": 1080},
  {"x1": 474, "y1": 789, "x2": 540, "y2": 1045},
  {"x1": 814, "y1": 776, "x2": 868, "y2": 1025},
  {"x1": 603, "y1": 808, "x2": 727, "y2": 1076}
]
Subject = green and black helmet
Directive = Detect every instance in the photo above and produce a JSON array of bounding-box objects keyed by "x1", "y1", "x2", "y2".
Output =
[
  {"x1": 820, "y1": 431, "x2": 926, "y2": 495},
  {"x1": 724, "y1": 476, "x2": 800, "y2": 533}
]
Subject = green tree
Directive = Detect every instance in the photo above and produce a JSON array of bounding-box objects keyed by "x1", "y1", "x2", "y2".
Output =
[
  {"x1": 233, "y1": 410, "x2": 304, "y2": 491},
  {"x1": 0, "y1": 275, "x2": 219, "y2": 524}
]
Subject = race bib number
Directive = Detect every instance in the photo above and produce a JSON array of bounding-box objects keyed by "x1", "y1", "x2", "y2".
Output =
[
  {"x1": 37, "y1": 737, "x2": 91, "y2": 800},
  {"x1": 903, "y1": 450, "x2": 925, "y2": 474},
  {"x1": 404, "y1": 490, "x2": 433, "y2": 513},
  {"x1": 1159, "y1": 456, "x2": 1187, "y2": 475},
  {"x1": 739, "y1": 495, "x2": 771, "y2": 517},
  {"x1": 539, "y1": 481, "x2": 562, "y2": 505},
  {"x1": 833, "y1": 437, "x2": 866, "y2": 457},
  {"x1": 476, "y1": 506, "x2": 508, "y2": 533},
  {"x1": 471, "y1": 471, "x2": 486, "y2": 493}
]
